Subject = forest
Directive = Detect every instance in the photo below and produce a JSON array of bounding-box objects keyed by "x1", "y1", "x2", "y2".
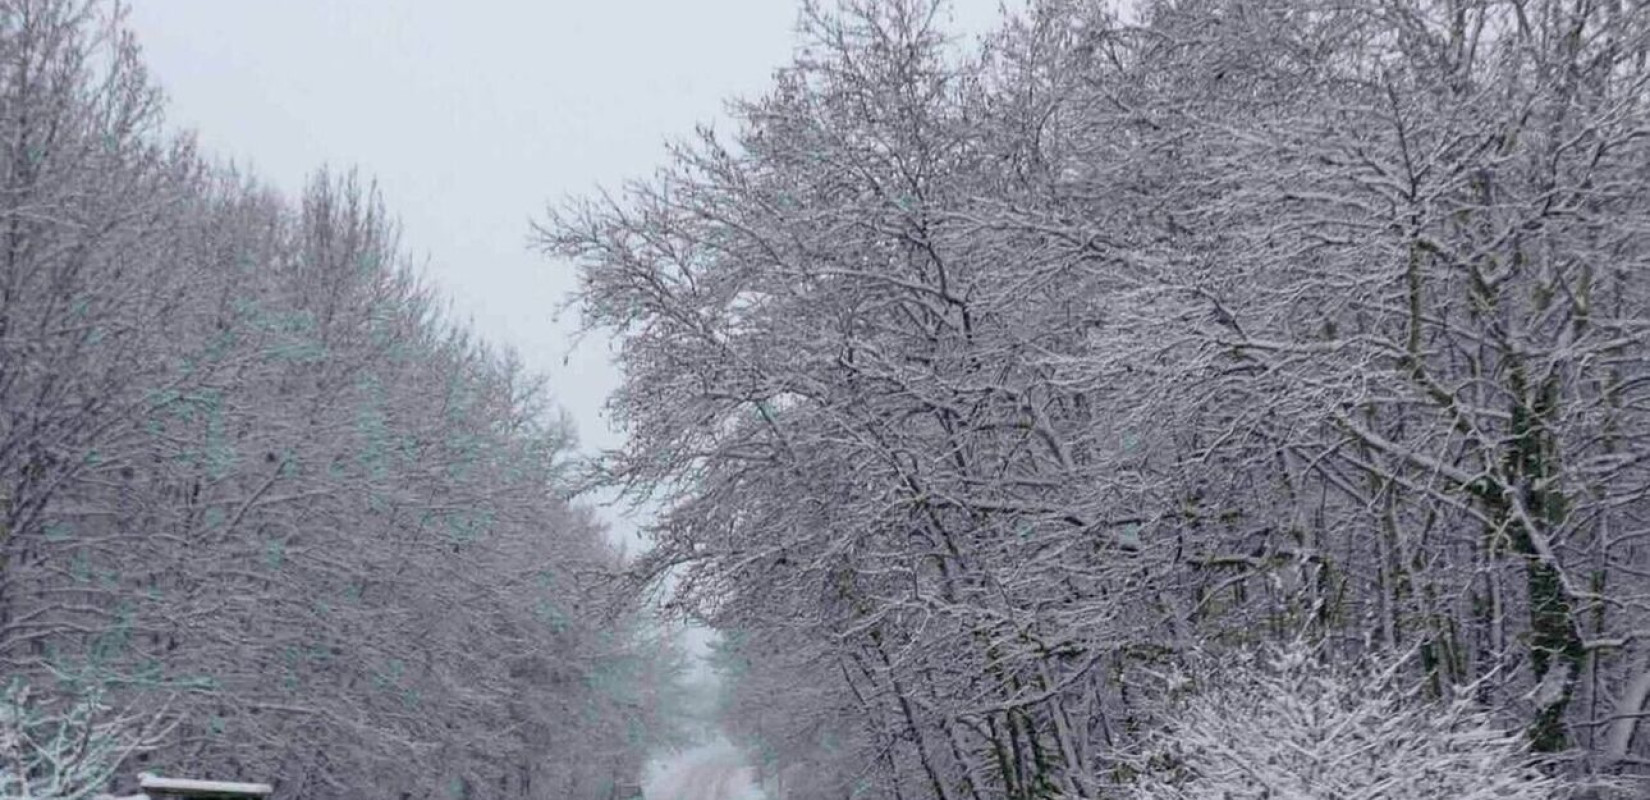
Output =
[
  {"x1": 542, "y1": 0, "x2": 1650, "y2": 797},
  {"x1": 0, "y1": 1, "x2": 684, "y2": 797},
  {"x1": 4, "y1": 0, "x2": 1650, "y2": 798}
]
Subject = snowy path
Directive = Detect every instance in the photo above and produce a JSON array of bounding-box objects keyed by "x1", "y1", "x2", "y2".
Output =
[{"x1": 644, "y1": 741, "x2": 763, "y2": 800}]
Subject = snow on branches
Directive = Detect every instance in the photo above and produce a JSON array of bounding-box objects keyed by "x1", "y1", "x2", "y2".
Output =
[
  {"x1": 0, "y1": 682, "x2": 170, "y2": 800},
  {"x1": 1127, "y1": 643, "x2": 1582, "y2": 800}
]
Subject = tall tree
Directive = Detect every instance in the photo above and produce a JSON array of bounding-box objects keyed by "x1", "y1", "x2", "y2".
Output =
[{"x1": 545, "y1": 0, "x2": 1650, "y2": 795}]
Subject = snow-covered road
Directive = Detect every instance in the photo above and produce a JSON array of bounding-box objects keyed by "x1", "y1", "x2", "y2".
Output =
[{"x1": 644, "y1": 741, "x2": 764, "y2": 800}]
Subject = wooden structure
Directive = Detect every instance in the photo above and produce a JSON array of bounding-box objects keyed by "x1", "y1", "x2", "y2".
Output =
[
  {"x1": 141, "y1": 774, "x2": 273, "y2": 798},
  {"x1": 96, "y1": 772, "x2": 273, "y2": 800}
]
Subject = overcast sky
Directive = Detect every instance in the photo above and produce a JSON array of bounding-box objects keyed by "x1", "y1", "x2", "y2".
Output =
[{"x1": 126, "y1": 1, "x2": 1002, "y2": 543}]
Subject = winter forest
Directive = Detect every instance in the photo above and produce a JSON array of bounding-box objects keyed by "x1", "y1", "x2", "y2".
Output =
[{"x1": 3, "y1": 0, "x2": 1650, "y2": 797}]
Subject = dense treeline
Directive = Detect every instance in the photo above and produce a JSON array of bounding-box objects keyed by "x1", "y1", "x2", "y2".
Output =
[
  {"x1": 545, "y1": 0, "x2": 1650, "y2": 796},
  {"x1": 0, "y1": 1, "x2": 679, "y2": 797}
]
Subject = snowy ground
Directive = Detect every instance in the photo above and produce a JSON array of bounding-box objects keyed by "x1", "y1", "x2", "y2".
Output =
[{"x1": 644, "y1": 740, "x2": 765, "y2": 800}]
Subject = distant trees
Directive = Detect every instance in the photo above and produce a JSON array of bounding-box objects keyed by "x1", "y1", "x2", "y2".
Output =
[
  {"x1": 544, "y1": 0, "x2": 1650, "y2": 796},
  {"x1": 0, "y1": 0, "x2": 678, "y2": 797}
]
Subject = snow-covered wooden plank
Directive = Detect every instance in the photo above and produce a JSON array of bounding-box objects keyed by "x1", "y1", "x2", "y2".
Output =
[{"x1": 138, "y1": 773, "x2": 273, "y2": 797}]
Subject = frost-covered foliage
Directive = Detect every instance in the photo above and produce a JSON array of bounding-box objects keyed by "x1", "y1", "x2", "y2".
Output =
[
  {"x1": 0, "y1": 682, "x2": 167, "y2": 800},
  {"x1": 545, "y1": 0, "x2": 1650, "y2": 795},
  {"x1": 1128, "y1": 644, "x2": 1564, "y2": 799}
]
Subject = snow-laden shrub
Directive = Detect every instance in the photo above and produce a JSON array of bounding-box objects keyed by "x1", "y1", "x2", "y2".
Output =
[
  {"x1": 0, "y1": 681, "x2": 166, "y2": 800},
  {"x1": 1126, "y1": 643, "x2": 1569, "y2": 800}
]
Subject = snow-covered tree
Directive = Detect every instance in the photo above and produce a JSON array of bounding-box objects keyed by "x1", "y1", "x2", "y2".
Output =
[
  {"x1": 0, "y1": 1, "x2": 671, "y2": 796},
  {"x1": 1126, "y1": 643, "x2": 1575, "y2": 799},
  {"x1": 545, "y1": 0, "x2": 1650, "y2": 794},
  {"x1": 0, "y1": 681, "x2": 169, "y2": 800}
]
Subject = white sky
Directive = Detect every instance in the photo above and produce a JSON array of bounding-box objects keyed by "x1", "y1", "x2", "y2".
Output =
[{"x1": 126, "y1": 1, "x2": 1004, "y2": 545}]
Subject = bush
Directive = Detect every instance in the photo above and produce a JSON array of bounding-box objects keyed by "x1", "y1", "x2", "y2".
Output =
[{"x1": 1126, "y1": 643, "x2": 1566, "y2": 800}]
